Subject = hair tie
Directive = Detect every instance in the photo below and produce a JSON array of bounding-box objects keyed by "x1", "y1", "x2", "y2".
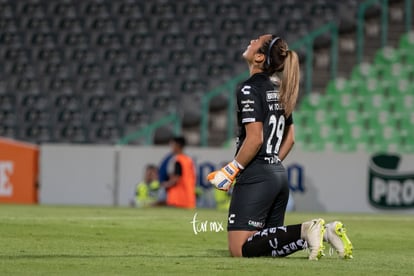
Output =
[{"x1": 266, "y1": 36, "x2": 280, "y2": 66}]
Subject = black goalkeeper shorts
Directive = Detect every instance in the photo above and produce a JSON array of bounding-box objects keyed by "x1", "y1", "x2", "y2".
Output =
[{"x1": 227, "y1": 159, "x2": 290, "y2": 231}]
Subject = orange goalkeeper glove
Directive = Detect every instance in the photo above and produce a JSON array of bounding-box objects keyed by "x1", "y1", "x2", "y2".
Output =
[{"x1": 207, "y1": 160, "x2": 244, "y2": 191}]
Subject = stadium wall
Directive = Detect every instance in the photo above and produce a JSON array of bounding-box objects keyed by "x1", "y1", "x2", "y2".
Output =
[
  {"x1": 39, "y1": 144, "x2": 414, "y2": 213},
  {"x1": 39, "y1": 145, "x2": 115, "y2": 205}
]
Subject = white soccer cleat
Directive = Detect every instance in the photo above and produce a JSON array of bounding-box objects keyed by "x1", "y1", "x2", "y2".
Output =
[
  {"x1": 301, "y1": 218, "x2": 326, "y2": 260},
  {"x1": 324, "y1": 221, "x2": 353, "y2": 259}
]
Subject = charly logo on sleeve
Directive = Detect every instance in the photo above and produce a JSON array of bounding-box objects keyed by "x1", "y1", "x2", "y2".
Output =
[{"x1": 368, "y1": 154, "x2": 414, "y2": 209}]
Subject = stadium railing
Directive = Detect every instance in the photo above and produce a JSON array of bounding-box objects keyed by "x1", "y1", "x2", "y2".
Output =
[
  {"x1": 117, "y1": 113, "x2": 181, "y2": 145},
  {"x1": 199, "y1": 72, "x2": 248, "y2": 148},
  {"x1": 356, "y1": 0, "x2": 389, "y2": 64}
]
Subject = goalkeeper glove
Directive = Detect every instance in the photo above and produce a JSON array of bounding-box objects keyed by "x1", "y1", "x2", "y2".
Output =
[{"x1": 207, "y1": 160, "x2": 244, "y2": 191}]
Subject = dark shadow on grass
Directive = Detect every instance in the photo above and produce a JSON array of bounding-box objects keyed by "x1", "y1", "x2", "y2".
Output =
[
  {"x1": 206, "y1": 250, "x2": 310, "y2": 260},
  {"x1": 1, "y1": 253, "x2": 229, "y2": 260},
  {"x1": 207, "y1": 249, "x2": 229, "y2": 257},
  {"x1": 244, "y1": 256, "x2": 309, "y2": 260},
  {"x1": 1, "y1": 254, "x2": 140, "y2": 260},
  {"x1": 272, "y1": 256, "x2": 309, "y2": 260},
  {"x1": 1, "y1": 251, "x2": 310, "y2": 260}
]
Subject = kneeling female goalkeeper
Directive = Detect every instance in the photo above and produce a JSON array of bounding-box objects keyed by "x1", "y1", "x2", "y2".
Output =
[{"x1": 208, "y1": 34, "x2": 353, "y2": 260}]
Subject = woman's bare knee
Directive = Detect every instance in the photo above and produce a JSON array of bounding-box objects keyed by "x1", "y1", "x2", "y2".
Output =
[
  {"x1": 228, "y1": 230, "x2": 257, "y2": 257},
  {"x1": 229, "y1": 244, "x2": 243, "y2": 257}
]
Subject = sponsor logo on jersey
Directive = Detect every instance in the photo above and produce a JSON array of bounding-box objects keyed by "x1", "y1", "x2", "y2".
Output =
[
  {"x1": 248, "y1": 220, "x2": 264, "y2": 229},
  {"x1": 228, "y1": 214, "x2": 236, "y2": 224},
  {"x1": 242, "y1": 104, "x2": 254, "y2": 112},
  {"x1": 241, "y1": 85, "x2": 251, "y2": 95},
  {"x1": 266, "y1": 90, "x2": 279, "y2": 102},
  {"x1": 241, "y1": 99, "x2": 255, "y2": 105},
  {"x1": 242, "y1": 118, "x2": 256, "y2": 123},
  {"x1": 368, "y1": 154, "x2": 414, "y2": 209}
]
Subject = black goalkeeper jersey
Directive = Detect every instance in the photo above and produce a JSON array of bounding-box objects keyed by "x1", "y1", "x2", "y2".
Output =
[{"x1": 235, "y1": 73, "x2": 293, "y2": 161}]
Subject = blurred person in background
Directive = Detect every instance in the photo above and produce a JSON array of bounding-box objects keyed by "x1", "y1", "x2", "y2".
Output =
[
  {"x1": 133, "y1": 164, "x2": 160, "y2": 207},
  {"x1": 215, "y1": 186, "x2": 232, "y2": 211},
  {"x1": 155, "y1": 136, "x2": 196, "y2": 209}
]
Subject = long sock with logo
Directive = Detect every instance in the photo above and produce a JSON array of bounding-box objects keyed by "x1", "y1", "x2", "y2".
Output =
[{"x1": 242, "y1": 224, "x2": 305, "y2": 257}]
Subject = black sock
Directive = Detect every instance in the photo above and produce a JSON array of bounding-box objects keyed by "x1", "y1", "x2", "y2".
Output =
[{"x1": 241, "y1": 224, "x2": 306, "y2": 257}]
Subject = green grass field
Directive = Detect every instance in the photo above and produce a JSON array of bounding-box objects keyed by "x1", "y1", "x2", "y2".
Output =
[{"x1": 0, "y1": 205, "x2": 413, "y2": 275}]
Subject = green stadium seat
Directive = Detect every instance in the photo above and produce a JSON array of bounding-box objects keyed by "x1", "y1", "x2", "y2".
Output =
[
  {"x1": 395, "y1": 118, "x2": 412, "y2": 154},
  {"x1": 360, "y1": 112, "x2": 380, "y2": 136},
  {"x1": 328, "y1": 125, "x2": 357, "y2": 152},
  {"x1": 326, "y1": 110, "x2": 344, "y2": 129},
  {"x1": 343, "y1": 94, "x2": 359, "y2": 109},
  {"x1": 350, "y1": 62, "x2": 375, "y2": 80},
  {"x1": 374, "y1": 46, "x2": 400, "y2": 65},
  {"x1": 403, "y1": 125, "x2": 414, "y2": 152},
  {"x1": 293, "y1": 110, "x2": 311, "y2": 129},
  {"x1": 365, "y1": 95, "x2": 389, "y2": 112},
  {"x1": 398, "y1": 48, "x2": 414, "y2": 66},
  {"x1": 399, "y1": 31, "x2": 414, "y2": 50},
  {"x1": 343, "y1": 110, "x2": 361, "y2": 126},
  {"x1": 314, "y1": 109, "x2": 329, "y2": 124},
  {"x1": 319, "y1": 124, "x2": 335, "y2": 141},
  {"x1": 326, "y1": 78, "x2": 350, "y2": 95},
  {"x1": 321, "y1": 94, "x2": 336, "y2": 112},
  {"x1": 351, "y1": 125, "x2": 369, "y2": 143},
  {"x1": 308, "y1": 93, "x2": 324, "y2": 107},
  {"x1": 390, "y1": 81, "x2": 410, "y2": 101},
  {"x1": 353, "y1": 97, "x2": 365, "y2": 113},
  {"x1": 391, "y1": 63, "x2": 409, "y2": 79},
  {"x1": 299, "y1": 127, "x2": 325, "y2": 152}
]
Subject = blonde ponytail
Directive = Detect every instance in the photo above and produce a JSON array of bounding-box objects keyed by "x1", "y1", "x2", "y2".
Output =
[{"x1": 279, "y1": 50, "x2": 300, "y2": 116}]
